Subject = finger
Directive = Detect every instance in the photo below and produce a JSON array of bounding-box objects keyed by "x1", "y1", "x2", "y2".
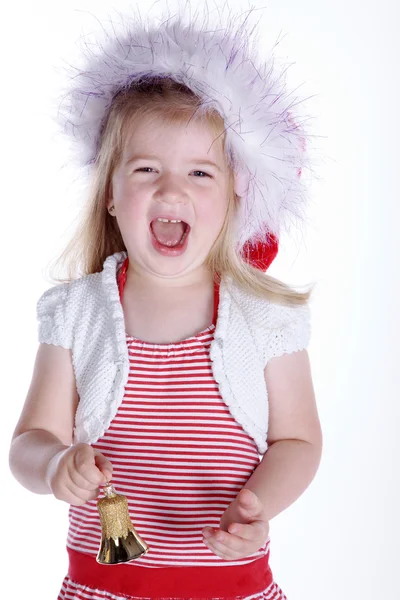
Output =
[
  {"x1": 68, "y1": 465, "x2": 104, "y2": 492},
  {"x1": 93, "y1": 450, "x2": 113, "y2": 481},
  {"x1": 203, "y1": 535, "x2": 236, "y2": 560},
  {"x1": 68, "y1": 465, "x2": 101, "y2": 496},
  {"x1": 203, "y1": 530, "x2": 255, "y2": 560},
  {"x1": 67, "y1": 475, "x2": 101, "y2": 501},
  {"x1": 64, "y1": 482, "x2": 98, "y2": 506},
  {"x1": 74, "y1": 447, "x2": 105, "y2": 486},
  {"x1": 203, "y1": 539, "x2": 232, "y2": 560},
  {"x1": 203, "y1": 528, "x2": 255, "y2": 553},
  {"x1": 227, "y1": 520, "x2": 269, "y2": 543},
  {"x1": 68, "y1": 460, "x2": 101, "y2": 490}
]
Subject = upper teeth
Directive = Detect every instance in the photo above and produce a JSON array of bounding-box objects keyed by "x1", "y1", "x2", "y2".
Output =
[{"x1": 156, "y1": 218, "x2": 182, "y2": 223}]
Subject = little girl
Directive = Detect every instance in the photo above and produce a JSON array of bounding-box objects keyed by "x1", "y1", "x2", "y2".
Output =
[{"x1": 9, "y1": 4, "x2": 322, "y2": 599}]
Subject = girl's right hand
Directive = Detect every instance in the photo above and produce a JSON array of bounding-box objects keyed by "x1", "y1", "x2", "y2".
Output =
[{"x1": 46, "y1": 443, "x2": 113, "y2": 506}]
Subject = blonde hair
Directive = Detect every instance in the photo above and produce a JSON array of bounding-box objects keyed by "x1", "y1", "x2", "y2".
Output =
[{"x1": 49, "y1": 77, "x2": 316, "y2": 306}]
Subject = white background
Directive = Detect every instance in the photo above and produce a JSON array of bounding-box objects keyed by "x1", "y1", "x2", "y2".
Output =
[{"x1": 1, "y1": 0, "x2": 398, "y2": 598}]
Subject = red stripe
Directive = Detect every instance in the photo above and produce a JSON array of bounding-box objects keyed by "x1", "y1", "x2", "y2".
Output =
[
  {"x1": 127, "y1": 372, "x2": 215, "y2": 379},
  {"x1": 126, "y1": 361, "x2": 213, "y2": 367},
  {"x1": 67, "y1": 547, "x2": 273, "y2": 598}
]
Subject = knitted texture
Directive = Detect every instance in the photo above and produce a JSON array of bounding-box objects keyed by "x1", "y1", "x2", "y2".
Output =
[
  {"x1": 36, "y1": 251, "x2": 311, "y2": 455},
  {"x1": 210, "y1": 274, "x2": 311, "y2": 454},
  {"x1": 36, "y1": 281, "x2": 73, "y2": 349}
]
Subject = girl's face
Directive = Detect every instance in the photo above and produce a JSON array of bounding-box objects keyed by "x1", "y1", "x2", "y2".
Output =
[{"x1": 107, "y1": 115, "x2": 230, "y2": 284}]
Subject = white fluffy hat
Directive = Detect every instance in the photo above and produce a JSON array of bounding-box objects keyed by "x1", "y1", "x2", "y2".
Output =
[{"x1": 55, "y1": 1, "x2": 318, "y2": 252}]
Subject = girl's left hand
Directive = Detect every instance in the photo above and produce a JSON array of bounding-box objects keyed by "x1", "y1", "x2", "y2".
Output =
[{"x1": 202, "y1": 488, "x2": 270, "y2": 560}]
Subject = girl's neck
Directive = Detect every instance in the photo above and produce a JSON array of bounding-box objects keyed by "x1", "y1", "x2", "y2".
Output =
[
  {"x1": 117, "y1": 257, "x2": 219, "y2": 341},
  {"x1": 125, "y1": 261, "x2": 215, "y2": 294}
]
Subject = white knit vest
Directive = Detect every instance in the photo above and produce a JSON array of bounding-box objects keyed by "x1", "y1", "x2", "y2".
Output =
[{"x1": 36, "y1": 251, "x2": 311, "y2": 455}]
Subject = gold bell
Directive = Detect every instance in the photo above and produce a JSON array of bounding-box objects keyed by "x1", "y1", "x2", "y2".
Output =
[{"x1": 96, "y1": 480, "x2": 149, "y2": 564}]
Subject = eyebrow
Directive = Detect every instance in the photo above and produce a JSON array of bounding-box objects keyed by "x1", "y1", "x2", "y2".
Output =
[{"x1": 124, "y1": 154, "x2": 223, "y2": 173}]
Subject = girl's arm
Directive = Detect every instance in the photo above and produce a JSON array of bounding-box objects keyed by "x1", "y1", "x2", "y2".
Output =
[
  {"x1": 243, "y1": 349, "x2": 323, "y2": 521},
  {"x1": 9, "y1": 343, "x2": 79, "y2": 494}
]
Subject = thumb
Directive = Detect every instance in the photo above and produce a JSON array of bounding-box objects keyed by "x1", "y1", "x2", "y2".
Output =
[{"x1": 93, "y1": 450, "x2": 113, "y2": 482}]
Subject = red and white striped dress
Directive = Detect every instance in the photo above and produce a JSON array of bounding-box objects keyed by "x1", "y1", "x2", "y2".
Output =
[{"x1": 58, "y1": 260, "x2": 287, "y2": 600}]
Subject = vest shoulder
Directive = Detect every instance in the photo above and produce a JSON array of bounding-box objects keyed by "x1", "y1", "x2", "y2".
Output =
[
  {"x1": 36, "y1": 271, "x2": 104, "y2": 334},
  {"x1": 227, "y1": 278, "x2": 311, "y2": 319},
  {"x1": 37, "y1": 271, "x2": 102, "y2": 303},
  {"x1": 36, "y1": 251, "x2": 125, "y2": 320}
]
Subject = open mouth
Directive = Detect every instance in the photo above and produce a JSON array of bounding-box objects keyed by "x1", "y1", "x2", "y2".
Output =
[{"x1": 150, "y1": 218, "x2": 190, "y2": 249}]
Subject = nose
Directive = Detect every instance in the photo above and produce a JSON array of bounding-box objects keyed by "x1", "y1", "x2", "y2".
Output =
[{"x1": 155, "y1": 173, "x2": 189, "y2": 205}]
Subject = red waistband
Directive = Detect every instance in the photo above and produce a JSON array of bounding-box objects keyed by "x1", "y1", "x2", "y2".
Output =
[{"x1": 67, "y1": 547, "x2": 273, "y2": 599}]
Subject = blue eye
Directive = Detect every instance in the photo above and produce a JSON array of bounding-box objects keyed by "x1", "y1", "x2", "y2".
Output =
[
  {"x1": 136, "y1": 168, "x2": 210, "y2": 177},
  {"x1": 192, "y1": 170, "x2": 210, "y2": 178}
]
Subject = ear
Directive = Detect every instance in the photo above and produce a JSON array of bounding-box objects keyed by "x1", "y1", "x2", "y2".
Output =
[{"x1": 106, "y1": 185, "x2": 114, "y2": 211}]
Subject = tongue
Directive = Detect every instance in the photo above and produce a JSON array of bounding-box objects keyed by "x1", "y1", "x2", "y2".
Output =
[{"x1": 151, "y1": 220, "x2": 185, "y2": 247}]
